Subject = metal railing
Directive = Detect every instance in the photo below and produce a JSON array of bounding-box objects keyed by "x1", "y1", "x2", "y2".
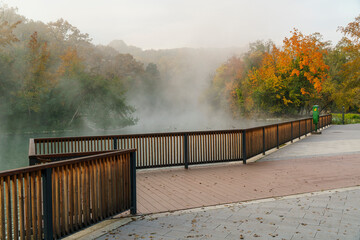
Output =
[
  {"x1": 29, "y1": 115, "x2": 332, "y2": 167},
  {"x1": 0, "y1": 149, "x2": 136, "y2": 240}
]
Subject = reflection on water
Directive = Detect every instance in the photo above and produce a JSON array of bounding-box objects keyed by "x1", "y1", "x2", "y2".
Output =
[{"x1": 0, "y1": 118, "x2": 284, "y2": 171}]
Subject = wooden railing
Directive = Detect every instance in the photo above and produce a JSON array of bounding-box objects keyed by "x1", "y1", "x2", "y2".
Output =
[
  {"x1": 29, "y1": 115, "x2": 332, "y2": 168},
  {"x1": 0, "y1": 149, "x2": 136, "y2": 240}
]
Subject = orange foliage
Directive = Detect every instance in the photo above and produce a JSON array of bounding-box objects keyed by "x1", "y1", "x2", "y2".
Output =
[
  {"x1": 58, "y1": 47, "x2": 83, "y2": 77},
  {"x1": 248, "y1": 29, "x2": 329, "y2": 110},
  {"x1": 283, "y1": 29, "x2": 329, "y2": 93}
]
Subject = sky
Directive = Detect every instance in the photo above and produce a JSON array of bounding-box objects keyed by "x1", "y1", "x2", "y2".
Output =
[{"x1": 3, "y1": 0, "x2": 360, "y2": 49}]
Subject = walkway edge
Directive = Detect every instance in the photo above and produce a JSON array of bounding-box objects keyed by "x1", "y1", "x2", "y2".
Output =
[
  {"x1": 70, "y1": 185, "x2": 360, "y2": 239},
  {"x1": 62, "y1": 218, "x2": 133, "y2": 240}
]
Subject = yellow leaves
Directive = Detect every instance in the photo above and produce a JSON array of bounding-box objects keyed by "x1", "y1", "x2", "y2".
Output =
[
  {"x1": 282, "y1": 96, "x2": 293, "y2": 106},
  {"x1": 58, "y1": 47, "x2": 83, "y2": 77},
  {"x1": 0, "y1": 20, "x2": 21, "y2": 46}
]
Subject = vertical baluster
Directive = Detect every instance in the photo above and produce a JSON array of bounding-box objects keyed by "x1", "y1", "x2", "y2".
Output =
[
  {"x1": 64, "y1": 166, "x2": 69, "y2": 234},
  {"x1": 35, "y1": 172, "x2": 41, "y2": 239},
  {"x1": 0, "y1": 177, "x2": 4, "y2": 240},
  {"x1": 69, "y1": 165, "x2": 74, "y2": 233},
  {"x1": 17, "y1": 175, "x2": 24, "y2": 240}
]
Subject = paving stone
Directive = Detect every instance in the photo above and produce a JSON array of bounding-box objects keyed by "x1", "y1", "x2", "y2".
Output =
[{"x1": 97, "y1": 188, "x2": 360, "y2": 240}]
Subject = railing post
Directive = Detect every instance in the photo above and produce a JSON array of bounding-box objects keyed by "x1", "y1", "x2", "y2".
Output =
[
  {"x1": 184, "y1": 134, "x2": 189, "y2": 169},
  {"x1": 113, "y1": 137, "x2": 118, "y2": 150},
  {"x1": 262, "y1": 127, "x2": 265, "y2": 155},
  {"x1": 291, "y1": 122, "x2": 293, "y2": 143},
  {"x1": 29, "y1": 138, "x2": 37, "y2": 165},
  {"x1": 42, "y1": 168, "x2": 53, "y2": 240},
  {"x1": 299, "y1": 120, "x2": 301, "y2": 139},
  {"x1": 276, "y1": 124, "x2": 279, "y2": 149},
  {"x1": 242, "y1": 130, "x2": 246, "y2": 164},
  {"x1": 130, "y1": 151, "x2": 137, "y2": 215},
  {"x1": 29, "y1": 156, "x2": 37, "y2": 166}
]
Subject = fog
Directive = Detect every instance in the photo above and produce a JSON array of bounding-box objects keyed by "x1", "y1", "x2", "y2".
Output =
[
  {"x1": 1, "y1": 1, "x2": 358, "y2": 170},
  {"x1": 5, "y1": 0, "x2": 360, "y2": 49},
  {"x1": 109, "y1": 43, "x2": 277, "y2": 134}
]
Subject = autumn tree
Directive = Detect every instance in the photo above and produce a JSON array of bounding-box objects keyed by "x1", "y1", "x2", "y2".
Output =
[
  {"x1": 205, "y1": 56, "x2": 246, "y2": 116},
  {"x1": 205, "y1": 41, "x2": 273, "y2": 116},
  {"x1": 16, "y1": 32, "x2": 52, "y2": 116},
  {"x1": 336, "y1": 15, "x2": 360, "y2": 111},
  {"x1": 248, "y1": 30, "x2": 329, "y2": 114}
]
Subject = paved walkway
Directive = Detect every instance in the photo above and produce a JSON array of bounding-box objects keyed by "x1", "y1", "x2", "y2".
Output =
[
  {"x1": 97, "y1": 187, "x2": 360, "y2": 240},
  {"x1": 259, "y1": 124, "x2": 360, "y2": 161},
  {"x1": 135, "y1": 124, "x2": 360, "y2": 215},
  {"x1": 69, "y1": 124, "x2": 360, "y2": 239}
]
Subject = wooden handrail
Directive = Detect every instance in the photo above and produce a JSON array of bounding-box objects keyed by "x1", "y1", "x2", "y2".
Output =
[
  {"x1": 28, "y1": 115, "x2": 332, "y2": 168},
  {"x1": 1, "y1": 149, "x2": 136, "y2": 177},
  {"x1": 0, "y1": 149, "x2": 137, "y2": 239}
]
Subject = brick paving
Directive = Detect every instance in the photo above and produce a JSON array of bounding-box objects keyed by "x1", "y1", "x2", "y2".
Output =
[
  {"x1": 135, "y1": 124, "x2": 360, "y2": 215},
  {"x1": 137, "y1": 152, "x2": 360, "y2": 214}
]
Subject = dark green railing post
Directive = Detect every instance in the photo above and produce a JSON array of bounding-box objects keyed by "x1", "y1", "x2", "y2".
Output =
[
  {"x1": 42, "y1": 168, "x2": 53, "y2": 240},
  {"x1": 262, "y1": 127, "x2": 265, "y2": 155},
  {"x1": 113, "y1": 137, "x2": 118, "y2": 150},
  {"x1": 184, "y1": 134, "x2": 189, "y2": 169},
  {"x1": 29, "y1": 156, "x2": 37, "y2": 166},
  {"x1": 242, "y1": 130, "x2": 246, "y2": 164},
  {"x1": 130, "y1": 151, "x2": 137, "y2": 215},
  {"x1": 291, "y1": 122, "x2": 293, "y2": 143},
  {"x1": 276, "y1": 124, "x2": 279, "y2": 149}
]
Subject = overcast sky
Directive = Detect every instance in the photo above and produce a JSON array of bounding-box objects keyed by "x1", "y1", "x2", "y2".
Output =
[{"x1": 4, "y1": 0, "x2": 360, "y2": 49}]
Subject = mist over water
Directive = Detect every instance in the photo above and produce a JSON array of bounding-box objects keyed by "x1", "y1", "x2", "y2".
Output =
[{"x1": 0, "y1": 45, "x2": 282, "y2": 171}]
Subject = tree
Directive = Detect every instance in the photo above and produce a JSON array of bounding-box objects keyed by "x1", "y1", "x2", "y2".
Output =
[
  {"x1": 205, "y1": 56, "x2": 246, "y2": 116},
  {"x1": 16, "y1": 32, "x2": 52, "y2": 115},
  {"x1": 247, "y1": 29, "x2": 329, "y2": 114},
  {"x1": 336, "y1": 15, "x2": 360, "y2": 111}
]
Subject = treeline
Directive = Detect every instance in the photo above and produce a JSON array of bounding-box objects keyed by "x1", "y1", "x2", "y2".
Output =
[
  {"x1": 0, "y1": 7, "x2": 161, "y2": 132},
  {"x1": 206, "y1": 16, "x2": 360, "y2": 117}
]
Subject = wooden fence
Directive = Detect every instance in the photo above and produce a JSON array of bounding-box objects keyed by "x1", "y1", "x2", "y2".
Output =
[
  {"x1": 30, "y1": 115, "x2": 332, "y2": 168},
  {"x1": 0, "y1": 149, "x2": 136, "y2": 240}
]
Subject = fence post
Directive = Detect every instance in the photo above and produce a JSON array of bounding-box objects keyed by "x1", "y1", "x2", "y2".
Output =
[
  {"x1": 29, "y1": 156, "x2": 37, "y2": 166},
  {"x1": 276, "y1": 124, "x2": 279, "y2": 149},
  {"x1": 262, "y1": 127, "x2": 265, "y2": 155},
  {"x1": 299, "y1": 120, "x2": 301, "y2": 139},
  {"x1": 130, "y1": 151, "x2": 137, "y2": 215},
  {"x1": 42, "y1": 168, "x2": 53, "y2": 240},
  {"x1": 291, "y1": 122, "x2": 293, "y2": 143},
  {"x1": 242, "y1": 130, "x2": 246, "y2": 164},
  {"x1": 184, "y1": 134, "x2": 189, "y2": 169},
  {"x1": 113, "y1": 137, "x2": 118, "y2": 150}
]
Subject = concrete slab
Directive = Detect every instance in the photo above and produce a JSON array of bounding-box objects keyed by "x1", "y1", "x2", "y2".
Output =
[
  {"x1": 95, "y1": 187, "x2": 360, "y2": 240},
  {"x1": 258, "y1": 124, "x2": 360, "y2": 161}
]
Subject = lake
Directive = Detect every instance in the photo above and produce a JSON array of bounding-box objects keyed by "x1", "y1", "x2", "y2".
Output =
[{"x1": 0, "y1": 118, "x2": 285, "y2": 172}]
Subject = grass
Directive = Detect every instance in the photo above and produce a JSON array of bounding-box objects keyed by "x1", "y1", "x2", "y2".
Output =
[{"x1": 332, "y1": 113, "x2": 360, "y2": 124}]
